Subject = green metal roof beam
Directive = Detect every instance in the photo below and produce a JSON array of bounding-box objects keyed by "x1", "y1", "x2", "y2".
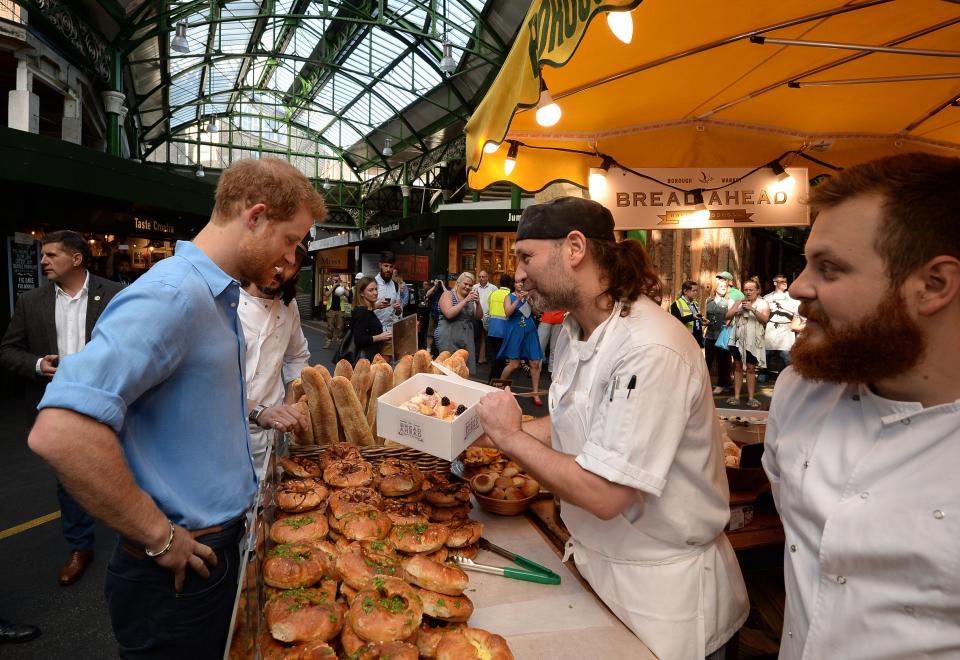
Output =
[{"x1": 121, "y1": 10, "x2": 504, "y2": 61}]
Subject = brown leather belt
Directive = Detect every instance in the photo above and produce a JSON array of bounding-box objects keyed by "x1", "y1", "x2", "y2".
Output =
[{"x1": 121, "y1": 516, "x2": 244, "y2": 559}]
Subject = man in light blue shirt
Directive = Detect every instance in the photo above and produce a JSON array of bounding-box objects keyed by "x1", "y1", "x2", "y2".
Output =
[{"x1": 28, "y1": 158, "x2": 324, "y2": 658}]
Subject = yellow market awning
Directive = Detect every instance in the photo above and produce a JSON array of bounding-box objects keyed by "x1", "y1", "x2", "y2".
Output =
[{"x1": 466, "y1": 0, "x2": 960, "y2": 193}]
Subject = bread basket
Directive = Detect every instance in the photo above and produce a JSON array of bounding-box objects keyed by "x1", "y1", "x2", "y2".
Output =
[{"x1": 472, "y1": 491, "x2": 537, "y2": 516}]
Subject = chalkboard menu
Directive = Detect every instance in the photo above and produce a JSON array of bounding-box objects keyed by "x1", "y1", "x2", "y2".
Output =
[{"x1": 7, "y1": 236, "x2": 41, "y2": 315}]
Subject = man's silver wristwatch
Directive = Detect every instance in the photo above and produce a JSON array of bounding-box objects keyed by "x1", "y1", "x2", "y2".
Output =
[{"x1": 249, "y1": 404, "x2": 268, "y2": 425}]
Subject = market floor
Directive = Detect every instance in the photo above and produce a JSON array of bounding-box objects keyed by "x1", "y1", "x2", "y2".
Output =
[{"x1": 0, "y1": 322, "x2": 775, "y2": 657}]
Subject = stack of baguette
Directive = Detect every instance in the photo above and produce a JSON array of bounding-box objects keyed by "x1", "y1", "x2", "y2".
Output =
[{"x1": 288, "y1": 349, "x2": 471, "y2": 447}]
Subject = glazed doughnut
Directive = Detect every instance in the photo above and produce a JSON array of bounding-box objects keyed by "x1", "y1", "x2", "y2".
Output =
[
  {"x1": 341, "y1": 582, "x2": 358, "y2": 603},
  {"x1": 339, "y1": 506, "x2": 392, "y2": 542},
  {"x1": 328, "y1": 487, "x2": 383, "y2": 519},
  {"x1": 391, "y1": 488, "x2": 426, "y2": 503},
  {"x1": 259, "y1": 636, "x2": 337, "y2": 659},
  {"x1": 340, "y1": 611, "x2": 367, "y2": 657},
  {"x1": 355, "y1": 641, "x2": 419, "y2": 660},
  {"x1": 443, "y1": 519, "x2": 483, "y2": 549},
  {"x1": 402, "y1": 554, "x2": 469, "y2": 596},
  {"x1": 349, "y1": 577, "x2": 424, "y2": 643},
  {"x1": 323, "y1": 460, "x2": 375, "y2": 488},
  {"x1": 378, "y1": 458, "x2": 425, "y2": 497},
  {"x1": 381, "y1": 499, "x2": 431, "y2": 526},
  {"x1": 389, "y1": 523, "x2": 450, "y2": 554},
  {"x1": 426, "y1": 546, "x2": 449, "y2": 563},
  {"x1": 318, "y1": 442, "x2": 363, "y2": 470},
  {"x1": 279, "y1": 456, "x2": 324, "y2": 478},
  {"x1": 276, "y1": 478, "x2": 329, "y2": 513},
  {"x1": 263, "y1": 544, "x2": 329, "y2": 589},
  {"x1": 436, "y1": 628, "x2": 514, "y2": 660},
  {"x1": 446, "y1": 543, "x2": 479, "y2": 560},
  {"x1": 424, "y1": 482, "x2": 471, "y2": 508},
  {"x1": 265, "y1": 587, "x2": 345, "y2": 643},
  {"x1": 270, "y1": 512, "x2": 329, "y2": 545},
  {"x1": 336, "y1": 542, "x2": 402, "y2": 590},
  {"x1": 428, "y1": 502, "x2": 472, "y2": 523},
  {"x1": 417, "y1": 587, "x2": 474, "y2": 623},
  {"x1": 416, "y1": 622, "x2": 464, "y2": 659}
]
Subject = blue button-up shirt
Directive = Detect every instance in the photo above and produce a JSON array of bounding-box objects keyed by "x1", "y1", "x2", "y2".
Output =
[{"x1": 39, "y1": 241, "x2": 257, "y2": 529}]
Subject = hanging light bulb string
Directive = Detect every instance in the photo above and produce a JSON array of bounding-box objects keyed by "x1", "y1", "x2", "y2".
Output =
[{"x1": 500, "y1": 140, "x2": 841, "y2": 195}]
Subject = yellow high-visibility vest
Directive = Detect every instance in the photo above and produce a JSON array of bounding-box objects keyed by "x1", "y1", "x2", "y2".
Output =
[{"x1": 488, "y1": 287, "x2": 510, "y2": 319}]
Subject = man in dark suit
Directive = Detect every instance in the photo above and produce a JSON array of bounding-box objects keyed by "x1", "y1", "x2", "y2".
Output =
[{"x1": 0, "y1": 230, "x2": 122, "y2": 587}]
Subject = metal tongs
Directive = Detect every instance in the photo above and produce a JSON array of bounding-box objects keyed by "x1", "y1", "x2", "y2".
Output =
[{"x1": 451, "y1": 538, "x2": 561, "y2": 585}]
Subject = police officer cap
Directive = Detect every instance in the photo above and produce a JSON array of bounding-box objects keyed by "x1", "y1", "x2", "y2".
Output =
[{"x1": 516, "y1": 196, "x2": 616, "y2": 242}]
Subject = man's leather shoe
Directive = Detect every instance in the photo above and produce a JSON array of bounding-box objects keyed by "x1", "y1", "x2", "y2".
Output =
[
  {"x1": 58, "y1": 550, "x2": 94, "y2": 586},
  {"x1": 0, "y1": 619, "x2": 40, "y2": 643}
]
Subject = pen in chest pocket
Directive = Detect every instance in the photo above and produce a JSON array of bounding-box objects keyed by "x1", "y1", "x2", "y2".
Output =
[{"x1": 608, "y1": 374, "x2": 638, "y2": 401}]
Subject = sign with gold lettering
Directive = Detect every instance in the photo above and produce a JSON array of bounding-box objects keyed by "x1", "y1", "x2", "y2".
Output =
[
  {"x1": 592, "y1": 167, "x2": 810, "y2": 230},
  {"x1": 313, "y1": 247, "x2": 349, "y2": 270}
]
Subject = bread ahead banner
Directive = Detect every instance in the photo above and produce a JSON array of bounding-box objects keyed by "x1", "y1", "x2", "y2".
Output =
[{"x1": 592, "y1": 167, "x2": 810, "y2": 230}]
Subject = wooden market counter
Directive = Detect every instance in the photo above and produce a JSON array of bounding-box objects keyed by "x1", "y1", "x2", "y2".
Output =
[{"x1": 468, "y1": 506, "x2": 656, "y2": 659}]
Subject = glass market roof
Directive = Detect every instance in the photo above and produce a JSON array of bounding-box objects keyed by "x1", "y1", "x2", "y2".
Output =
[{"x1": 64, "y1": 0, "x2": 521, "y2": 183}]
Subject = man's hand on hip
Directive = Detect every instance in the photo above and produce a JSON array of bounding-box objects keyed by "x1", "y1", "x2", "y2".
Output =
[{"x1": 151, "y1": 524, "x2": 219, "y2": 593}]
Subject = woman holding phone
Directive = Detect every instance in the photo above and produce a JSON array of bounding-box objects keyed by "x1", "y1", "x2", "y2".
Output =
[
  {"x1": 351, "y1": 276, "x2": 393, "y2": 362},
  {"x1": 437, "y1": 272, "x2": 482, "y2": 374},
  {"x1": 497, "y1": 277, "x2": 544, "y2": 405}
]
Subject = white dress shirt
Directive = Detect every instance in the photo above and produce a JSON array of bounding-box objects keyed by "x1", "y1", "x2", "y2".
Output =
[
  {"x1": 763, "y1": 368, "x2": 960, "y2": 659},
  {"x1": 474, "y1": 282, "x2": 497, "y2": 317},
  {"x1": 55, "y1": 271, "x2": 90, "y2": 357},
  {"x1": 550, "y1": 296, "x2": 748, "y2": 658},
  {"x1": 239, "y1": 289, "x2": 310, "y2": 477}
]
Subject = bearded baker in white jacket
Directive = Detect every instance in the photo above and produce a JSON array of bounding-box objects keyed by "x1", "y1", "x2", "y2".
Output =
[{"x1": 476, "y1": 197, "x2": 748, "y2": 659}]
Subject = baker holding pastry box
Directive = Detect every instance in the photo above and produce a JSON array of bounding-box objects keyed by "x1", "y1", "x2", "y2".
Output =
[{"x1": 475, "y1": 197, "x2": 748, "y2": 660}]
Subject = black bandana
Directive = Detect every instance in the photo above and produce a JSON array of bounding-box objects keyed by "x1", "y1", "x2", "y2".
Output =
[{"x1": 515, "y1": 197, "x2": 616, "y2": 242}]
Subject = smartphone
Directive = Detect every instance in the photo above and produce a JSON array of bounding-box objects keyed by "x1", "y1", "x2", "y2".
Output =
[{"x1": 383, "y1": 297, "x2": 392, "y2": 303}]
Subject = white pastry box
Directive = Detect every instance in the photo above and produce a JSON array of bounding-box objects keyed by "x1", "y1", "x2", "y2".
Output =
[{"x1": 376, "y1": 372, "x2": 499, "y2": 461}]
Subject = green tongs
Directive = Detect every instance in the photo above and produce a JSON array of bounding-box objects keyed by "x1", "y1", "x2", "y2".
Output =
[{"x1": 451, "y1": 537, "x2": 561, "y2": 585}]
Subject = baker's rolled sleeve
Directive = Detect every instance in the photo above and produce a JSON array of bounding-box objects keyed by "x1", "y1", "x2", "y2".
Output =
[{"x1": 577, "y1": 344, "x2": 697, "y2": 497}]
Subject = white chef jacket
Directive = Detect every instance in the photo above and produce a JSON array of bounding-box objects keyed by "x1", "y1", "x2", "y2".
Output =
[
  {"x1": 763, "y1": 369, "x2": 960, "y2": 659},
  {"x1": 550, "y1": 296, "x2": 748, "y2": 659},
  {"x1": 239, "y1": 289, "x2": 310, "y2": 477},
  {"x1": 54, "y1": 271, "x2": 90, "y2": 357},
  {"x1": 762, "y1": 291, "x2": 799, "y2": 351}
]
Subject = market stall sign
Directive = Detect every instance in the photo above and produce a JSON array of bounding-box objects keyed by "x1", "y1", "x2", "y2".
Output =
[
  {"x1": 363, "y1": 222, "x2": 400, "y2": 239},
  {"x1": 592, "y1": 167, "x2": 810, "y2": 230},
  {"x1": 7, "y1": 234, "x2": 41, "y2": 315},
  {"x1": 313, "y1": 247, "x2": 349, "y2": 270},
  {"x1": 133, "y1": 217, "x2": 175, "y2": 234}
]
